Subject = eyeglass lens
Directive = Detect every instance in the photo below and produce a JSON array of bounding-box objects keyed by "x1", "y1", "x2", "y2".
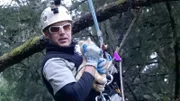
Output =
[{"x1": 49, "y1": 24, "x2": 71, "y2": 33}]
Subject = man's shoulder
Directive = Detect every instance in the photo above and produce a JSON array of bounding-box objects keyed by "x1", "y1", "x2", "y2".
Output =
[{"x1": 42, "y1": 52, "x2": 68, "y2": 66}]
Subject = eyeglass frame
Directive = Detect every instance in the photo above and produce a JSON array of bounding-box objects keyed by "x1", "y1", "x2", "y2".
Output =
[{"x1": 48, "y1": 23, "x2": 72, "y2": 34}]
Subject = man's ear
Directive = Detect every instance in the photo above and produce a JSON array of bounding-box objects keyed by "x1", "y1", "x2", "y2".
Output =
[{"x1": 44, "y1": 31, "x2": 49, "y2": 38}]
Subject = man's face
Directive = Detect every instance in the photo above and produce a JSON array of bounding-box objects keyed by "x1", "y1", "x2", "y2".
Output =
[{"x1": 45, "y1": 21, "x2": 72, "y2": 47}]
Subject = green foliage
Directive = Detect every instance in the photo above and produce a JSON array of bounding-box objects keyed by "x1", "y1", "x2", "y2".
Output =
[
  {"x1": 0, "y1": 0, "x2": 50, "y2": 101},
  {"x1": 0, "y1": 0, "x2": 180, "y2": 101},
  {"x1": 0, "y1": 74, "x2": 18, "y2": 101}
]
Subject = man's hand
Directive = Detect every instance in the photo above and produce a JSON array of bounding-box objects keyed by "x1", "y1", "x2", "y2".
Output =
[
  {"x1": 77, "y1": 38, "x2": 116, "y2": 92},
  {"x1": 97, "y1": 57, "x2": 117, "y2": 74},
  {"x1": 93, "y1": 81, "x2": 106, "y2": 92},
  {"x1": 81, "y1": 38, "x2": 102, "y2": 68},
  {"x1": 97, "y1": 58, "x2": 109, "y2": 74}
]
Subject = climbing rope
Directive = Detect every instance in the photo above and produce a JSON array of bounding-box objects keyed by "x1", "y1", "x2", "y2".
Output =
[{"x1": 87, "y1": 0, "x2": 121, "y2": 101}]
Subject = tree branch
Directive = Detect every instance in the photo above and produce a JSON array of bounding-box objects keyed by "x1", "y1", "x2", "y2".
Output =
[
  {"x1": 69, "y1": 0, "x2": 87, "y2": 11},
  {"x1": 0, "y1": 0, "x2": 179, "y2": 72},
  {"x1": 0, "y1": 36, "x2": 46, "y2": 72}
]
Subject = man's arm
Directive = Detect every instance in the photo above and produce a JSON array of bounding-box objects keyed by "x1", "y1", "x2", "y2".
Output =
[{"x1": 43, "y1": 58, "x2": 96, "y2": 101}]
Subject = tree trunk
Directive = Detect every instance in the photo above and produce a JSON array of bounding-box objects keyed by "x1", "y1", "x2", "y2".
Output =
[
  {"x1": 166, "y1": 2, "x2": 180, "y2": 100},
  {"x1": 174, "y1": 43, "x2": 180, "y2": 100}
]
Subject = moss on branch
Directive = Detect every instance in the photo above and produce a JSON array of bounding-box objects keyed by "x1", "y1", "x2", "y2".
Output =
[{"x1": 8, "y1": 36, "x2": 40, "y2": 57}]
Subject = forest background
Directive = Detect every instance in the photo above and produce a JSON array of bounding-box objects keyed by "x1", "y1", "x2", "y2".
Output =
[{"x1": 0, "y1": 0, "x2": 179, "y2": 101}]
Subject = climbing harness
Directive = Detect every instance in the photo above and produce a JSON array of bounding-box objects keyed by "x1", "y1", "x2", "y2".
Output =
[{"x1": 87, "y1": 0, "x2": 123, "y2": 101}]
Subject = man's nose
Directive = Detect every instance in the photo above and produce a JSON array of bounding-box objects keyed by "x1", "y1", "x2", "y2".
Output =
[{"x1": 58, "y1": 27, "x2": 65, "y2": 35}]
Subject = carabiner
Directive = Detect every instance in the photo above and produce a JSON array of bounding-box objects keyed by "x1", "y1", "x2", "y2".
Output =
[
  {"x1": 106, "y1": 74, "x2": 113, "y2": 85},
  {"x1": 95, "y1": 92, "x2": 111, "y2": 101}
]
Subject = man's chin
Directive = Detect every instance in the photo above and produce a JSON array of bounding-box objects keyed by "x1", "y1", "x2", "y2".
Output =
[{"x1": 58, "y1": 42, "x2": 70, "y2": 47}]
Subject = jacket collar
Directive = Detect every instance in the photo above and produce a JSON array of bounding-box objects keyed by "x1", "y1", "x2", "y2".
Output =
[{"x1": 45, "y1": 41, "x2": 76, "y2": 54}]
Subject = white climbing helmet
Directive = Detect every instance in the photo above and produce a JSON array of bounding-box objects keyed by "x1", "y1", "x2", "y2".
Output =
[{"x1": 40, "y1": 5, "x2": 73, "y2": 32}]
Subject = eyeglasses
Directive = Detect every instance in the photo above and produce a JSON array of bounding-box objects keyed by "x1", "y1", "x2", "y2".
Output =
[{"x1": 49, "y1": 23, "x2": 71, "y2": 34}]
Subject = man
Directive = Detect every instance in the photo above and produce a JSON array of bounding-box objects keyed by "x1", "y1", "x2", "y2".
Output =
[
  {"x1": 40, "y1": 0, "x2": 126, "y2": 100},
  {"x1": 40, "y1": 2, "x2": 109, "y2": 101}
]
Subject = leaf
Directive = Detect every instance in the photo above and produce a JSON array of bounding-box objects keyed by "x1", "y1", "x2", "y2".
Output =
[
  {"x1": 143, "y1": 95, "x2": 153, "y2": 99},
  {"x1": 153, "y1": 93, "x2": 161, "y2": 99}
]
